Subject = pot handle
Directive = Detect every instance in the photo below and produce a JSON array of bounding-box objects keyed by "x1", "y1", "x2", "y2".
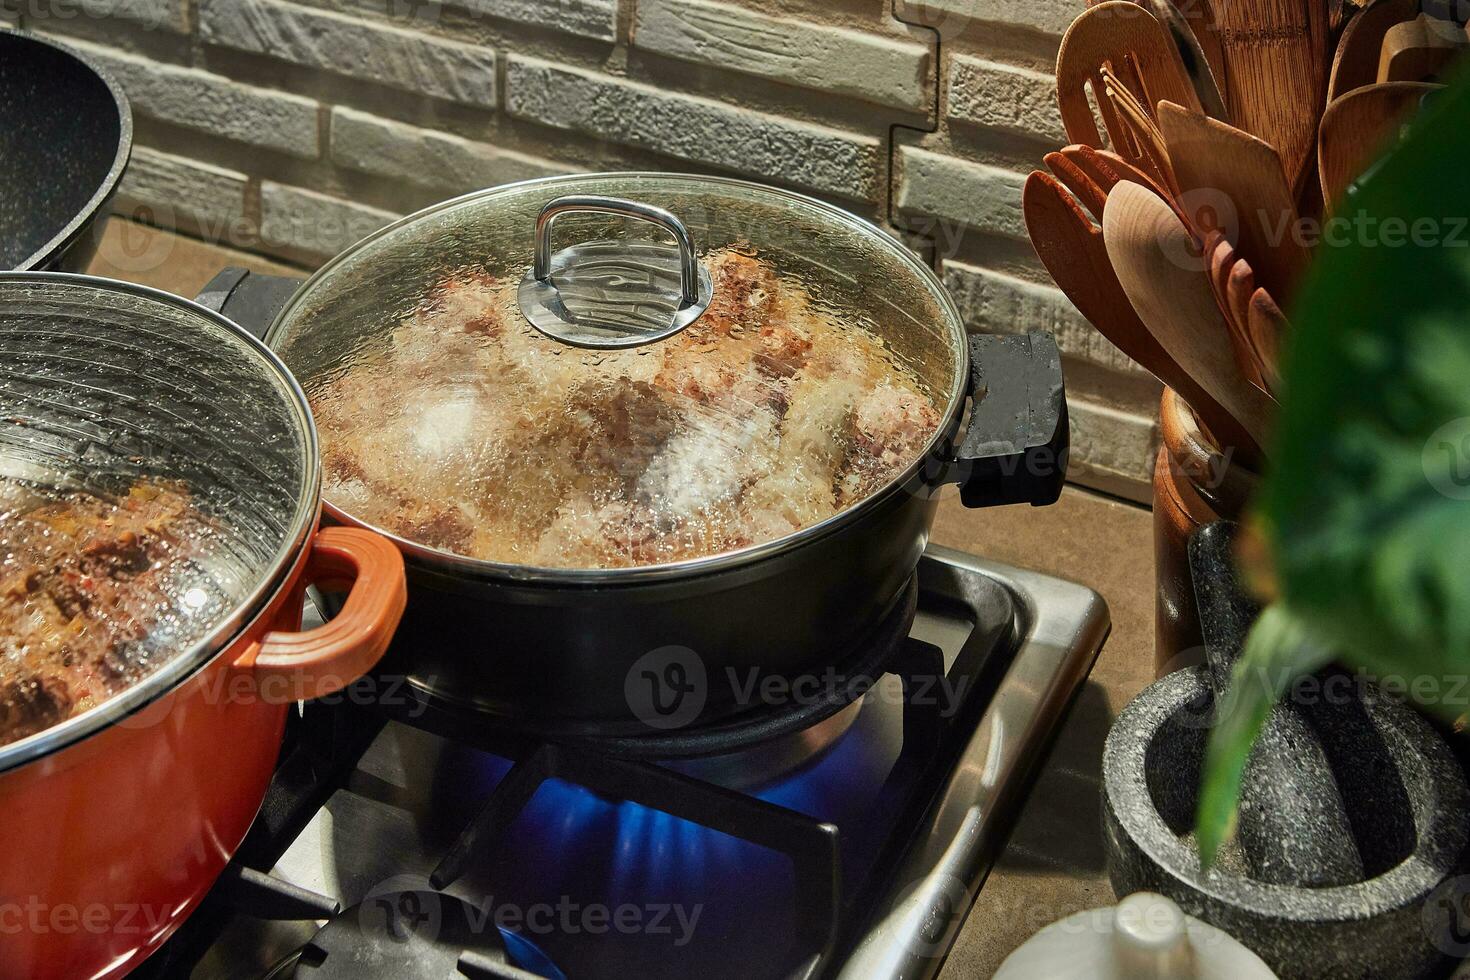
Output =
[
  {"x1": 235, "y1": 527, "x2": 407, "y2": 703},
  {"x1": 951, "y1": 331, "x2": 1069, "y2": 508}
]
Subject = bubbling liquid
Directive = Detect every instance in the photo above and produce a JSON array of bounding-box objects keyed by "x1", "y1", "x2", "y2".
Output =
[{"x1": 309, "y1": 248, "x2": 942, "y2": 569}]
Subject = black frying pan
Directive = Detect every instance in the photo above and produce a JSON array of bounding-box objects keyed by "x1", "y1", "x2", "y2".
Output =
[{"x1": 0, "y1": 30, "x2": 131, "y2": 271}]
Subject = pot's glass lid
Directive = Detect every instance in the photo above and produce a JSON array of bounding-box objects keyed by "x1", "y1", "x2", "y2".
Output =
[
  {"x1": 0, "y1": 275, "x2": 316, "y2": 752},
  {"x1": 269, "y1": 174, "x2": 966, "y2": 574}
]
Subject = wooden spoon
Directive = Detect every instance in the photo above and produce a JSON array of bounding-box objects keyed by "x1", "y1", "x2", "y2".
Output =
[
  {"x1": 1158, "y1": 100, "x2": 1311, "y2": 305},
  {"x1": 1210, "y1": 0, "x2": 1330, "y2": 195},
  {"x1": 1319, "y1": 80, "x2": 1440, "y2": 209},
  {"x1": 1023, "y1": 171, "x2": 1264, "y2": 463},
  {"x1": 1328, "y1": 0, "x2": 1420, "y2": 100},
  {"x1": 1103, "y1": 180, "x2": 1276, "y2": 451},
  {"x1": 1377, "y1": 14, "x2": 1469, "y2": 82},
  {"x1": 1056, "y1": 1, "x2": 1203, "y2": 156}
]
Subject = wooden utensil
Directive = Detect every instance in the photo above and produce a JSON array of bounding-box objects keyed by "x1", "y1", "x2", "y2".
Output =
[
  {"x1": 1158, "y1": 100, "x2": 1312, "y2": 305},
  {"x1": 1209, "y1": 237, "x2": 1286, "y2": 398},
  {"x1": 1044, "y1": 150, "x2": 1108, "y2": 222},
  {"x1": 1103, "y1": 180, "x2": 1276, "y2": 450},
  {"x1": 1204, "y1": 232, "x2": 1270, "y2": 393},
  {"x1": 1205, "y1": 231, "x2": 1236, "y2": 313},
  {"x1": 1063, "y1": 142, "x2": 1196, "y2": 226},
  {"x1": 1100, "y1": 64, "x2": 1179, "y2": 192},
  {"x1": 1227, "y1": 259, "x2": 1257, "y2": 348},
  {"x1": 1095, "y1": 147, "x2": 1178, "y2": 203},
  {"x1": 1087, "y1": 0, "x2": 1230, "y2": 109},
  {"x1": 1056, "y1": 1, "x2": 1203, "y2": 156},
  {"x1": 1144, "y1": 0, "x2": 1230, "y2": 119},
  {"x1": 1319, "y1": 80, "x2": 1440, "y2": 209},
  {"x1": 1023, "y1": 171, "x2": 1264, "y2": 462},
  {"x1": 1248, "y1": 288, "x2": 1288, "y2": 392},
  {"x1": 1210, "y1": 0, "x2": 1330, "y2": 194},
  {"x1": 1328, "y1": 0, "x2": 1419, "y2": 100},
  {"x1": 1377, "y1": 14, "x2": 1469, "y2": 82}
]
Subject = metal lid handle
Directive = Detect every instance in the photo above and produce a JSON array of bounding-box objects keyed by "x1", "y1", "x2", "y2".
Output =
[
  {"x1": 518, "y1": 194, "x2": 713, "y2": 349},
  {"x1": 533, "y1": 195, "x2": 701, "y2": 306}
]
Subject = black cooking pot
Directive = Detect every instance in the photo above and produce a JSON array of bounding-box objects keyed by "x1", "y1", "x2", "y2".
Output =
[
  {"x1": 1, "y1": 30, "x2": 132, "y2": 271},
  {"x1": 265, "y1": 174, "x2": 1067, "y2": 733}
]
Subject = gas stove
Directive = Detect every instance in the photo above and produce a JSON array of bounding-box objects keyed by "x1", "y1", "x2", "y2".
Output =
[{"x1": 122, "y1": 271, "x2": 1110, "y2": 980}]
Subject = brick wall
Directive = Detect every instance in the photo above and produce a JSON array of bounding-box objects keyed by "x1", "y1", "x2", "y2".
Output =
[{"x1": 7, "y1": 0, "x2": 1159, "y2": 499}]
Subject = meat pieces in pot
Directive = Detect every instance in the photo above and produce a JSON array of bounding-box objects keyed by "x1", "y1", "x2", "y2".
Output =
[
  {"x1": 308, "y1": 246, "x2": 941, "y2": 569},
  {"x1": 0, "y1": 481, "x2": 208, "y2": 747}
]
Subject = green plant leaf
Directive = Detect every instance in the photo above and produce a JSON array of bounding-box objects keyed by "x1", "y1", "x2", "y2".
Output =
[
  {"x1": 1195, "y1": 604, "x2": 1333, "y2": 869},
  {"x1": 1261, "y1": 73, "x2": 1470, "y2": 691},
  {"x1": 1196, "y1": 70, "x2": 1470, "y2": 849}
]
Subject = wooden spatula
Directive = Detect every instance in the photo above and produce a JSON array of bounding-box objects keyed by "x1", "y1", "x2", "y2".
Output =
[
  {"x1": 1377, "y1": 14, "x2": 1469, "y2": 82},
  {"x1": 1101, "y1": 64, "x2": 1179, "y2": 192},
  {"x1": 1023, "y1": 171, "x2": 1264, "y2": 463},
  {"x1": 1328, "y1": 0, "x2": 1419, "y2": 100},
  {"x1": 1157, "y1": 100, "x2": 1311, "y2": 305},
  {"x1": 1103, "y1": 180, "x2": 1276, "y2": 451},
  {"x1": 1087, "y1": 0, "x2": 1230, "y2": 111},
  {"x1": 1144, "y1": 0, "x2": 1230, "y2": 119},
  {"x1": 1210, "y1": 0, "x2": 1330, "y2": 194},
  {"x1": 1319, "y1": 80, "x2": 1440, "y2": 209},
  {"x1": 1056, "y1": 1, "x2": 1203, "y2": 155}
]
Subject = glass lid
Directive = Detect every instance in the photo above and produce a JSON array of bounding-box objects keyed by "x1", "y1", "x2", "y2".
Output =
[
  {"x1": 268, "y1": 173, "x2": 966, "y2": 576},
  {"x1": 0, "y1": 274, "x2": 317, "y2": 754}
]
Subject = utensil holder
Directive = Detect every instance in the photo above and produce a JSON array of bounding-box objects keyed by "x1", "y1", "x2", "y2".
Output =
[{"x1": 1152, "y1": 388, "x2": 1258, "y2": 676}]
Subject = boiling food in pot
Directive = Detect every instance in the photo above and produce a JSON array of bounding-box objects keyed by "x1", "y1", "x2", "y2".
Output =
[
  {"x1": 0, "y1": 479, "x2": 221, "y2": 746},
  {"x1": 309, "y1": 247, "x2": 942, "y2": 568}
]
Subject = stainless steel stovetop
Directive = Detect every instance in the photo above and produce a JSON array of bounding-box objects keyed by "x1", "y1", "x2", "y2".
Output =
[{"x1": 141, "y1": 544, "x2": 1106, "y2": 980}]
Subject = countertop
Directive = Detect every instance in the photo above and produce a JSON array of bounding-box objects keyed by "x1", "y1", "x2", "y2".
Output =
[{"x1": 88, "y1": 219, "x2": 1160, "y2": 979}]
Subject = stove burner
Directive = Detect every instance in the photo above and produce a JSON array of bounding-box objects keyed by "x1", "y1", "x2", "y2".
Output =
[
  {"x1": 382, "y1": 578, "x2": 924, "y2": 763},
  {"x1": 120, "y1": 515, "x2": 1109, "y2": 980},
  {"x1": 274, "y1": 890, "x2": 565, "y2": 980}
]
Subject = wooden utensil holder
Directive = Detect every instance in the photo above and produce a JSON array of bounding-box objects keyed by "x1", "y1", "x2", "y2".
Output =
[{"x1": 1152, "y1": 387, "x2": 1259, "y2": 676}]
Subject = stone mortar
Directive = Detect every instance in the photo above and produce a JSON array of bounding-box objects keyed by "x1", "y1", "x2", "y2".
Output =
[{"x1": 1103, "y1": 667, "x2": 1470, "y2": 979}]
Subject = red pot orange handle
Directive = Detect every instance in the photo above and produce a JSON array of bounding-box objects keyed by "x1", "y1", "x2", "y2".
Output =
[{"x1": 235, "y1": 526, "x2": 407, "y2": 704}]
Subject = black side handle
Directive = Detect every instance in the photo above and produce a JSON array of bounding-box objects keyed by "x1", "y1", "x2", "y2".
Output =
[
  {"x1": 956, "y1": 331, "x2": 1068, "y2": 508},
  {"x1": 197, "y1": 267, "x2": 307, "y2": 341}
]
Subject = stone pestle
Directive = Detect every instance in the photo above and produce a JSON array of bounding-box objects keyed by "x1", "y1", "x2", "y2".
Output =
[{"x1": 1189, "y1": 522, "x2": 1364, "y2": 887}]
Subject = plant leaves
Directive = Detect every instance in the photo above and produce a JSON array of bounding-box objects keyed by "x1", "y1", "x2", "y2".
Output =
[
  {"x1": 1259, "y1": 73, "x2": 1470, "y2": 694},
  {"x1": 1195, "y1": 604, "x2": 1333, "y2": 869},
  {"x1": 1196, "y1": 71, "x2": 1470, "y2": 849}
]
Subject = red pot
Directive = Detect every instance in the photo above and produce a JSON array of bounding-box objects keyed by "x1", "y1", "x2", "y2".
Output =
[{"x1": 0, "y1": 274, "x2": 407, "y2": 978}]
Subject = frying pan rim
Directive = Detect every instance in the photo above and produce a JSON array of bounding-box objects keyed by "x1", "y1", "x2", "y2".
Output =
[{"x1": 3, "y1": 28, "x2": 134, "y2": 273}]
